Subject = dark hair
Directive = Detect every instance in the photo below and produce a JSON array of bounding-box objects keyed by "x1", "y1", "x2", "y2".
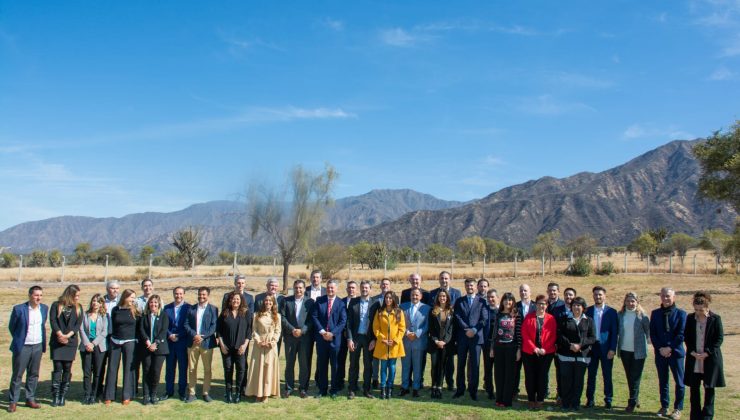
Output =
[
  {"x1": 380, "y1": 291, "x2": 402, "y2": 321},
  {"x1": 564, "y1": 287, "x2": 577, "y2": 296},
  {"x1": 87, "y1": 293, "x2": 107, "y2": 316},
  {"x1": 464, "y1": 278, "x2": 476, "y2": 285},
  {"x1": 498, "y1": 292, "x2": 518, "y2": 316},
  {"x1": 592, "y1": 286, "x2": 606, "y2": 294},
  {"x1": 571, "y1": 296, "x2": 587, "y2": 309},
  {"x1": 438, "y1": 270, "x2": 451, "y2": 279},
  {"x1": 477, "y1": 278, "x2": 489, "y2": 287},
  {"x1": 293, "y1": 279, "x2": 306, "y2": 288},
  {"x1": 141, "y1": 278, "x2": 153, "y2": 288},
  {"x1": 693, "y1": 291, "x2": 712, "y2": 307},
  {"x1": 547, "y1": 282, "x2": 559, "y2": 290},
  {"x1": 534, "y1": 294, "x2": 547, "y2": 304},
  {"x1": 172, "y1": 286, "x2": 185, "y2": 295},
  {"x1": 360, "y1": 280, "x2": 372, "y2": 288},
  {"x1": 487, "y1": 289, "x2": 498, "y2": 296},
  {"x1": 347, "y1": 280, "x2": 358, "y2": 288},
  {"x1": 432, "y1": 289, "x2": 452, "y2": 316},
  {"x1": 310, "y1": 269, "x2": 322, "y2": 278},
  {"x1": 198, "y1": 286, "x2": 210, "y2": 295},
  {"x1": 28, "y1": 285, "x2": 43, "y2": 295},
  {"x1": 221, "y1": 291, "x2": 247, "y2": 318}
]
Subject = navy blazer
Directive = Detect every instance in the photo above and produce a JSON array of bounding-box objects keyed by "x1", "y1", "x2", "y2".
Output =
[
  {"x1": 650, "y1": 305, "x2": 687, "y2": 358},
  {"x1": 546, "y1": 299, "x2": 565, "y2": 316},
  {"x1": 184, "y1": 303, "x2": 218, "y2": 349},
  {"x1": 400, "y1": 288, "x2": 433, "y2": 306},
  {"x1": 551, "y1": 303, "x2": 573, "y2": 321},
  {"x1": 430, "y1": 287, "x2": 462, "y2": 306},
  {"x1": 453, "y1": 294, "x2": 488, "y2": 345},
  {"x1": 9, "y1": 302, "x2": 49, "y2": 354},
  {"x1": 311, "y1": 296, "x2": 347, "y2": 348},
  {"x1": 482, "y1": 305, "x2": 498, "y2": 348},
  {"x1": 164, "y1": 302, "x2": 191, "y2": 340},
  {"x1": 516, "y1": 300, "x2": 536, "y2": 319},
  {"x1": 586, "y1": 304, "x2": 619, "y2": 352}
]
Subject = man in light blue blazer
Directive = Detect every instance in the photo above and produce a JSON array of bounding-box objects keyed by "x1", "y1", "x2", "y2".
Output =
[
  {"x1": 400, "y1": 288, "x2": 430, "y2": 397},
  {"x1": 8, "y1": 286, "x2": 48, "y2": 412}
]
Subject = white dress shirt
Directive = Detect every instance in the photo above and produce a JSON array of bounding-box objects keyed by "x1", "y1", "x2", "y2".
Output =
[{"x1": 25, "y1": 305, "x2": 43, "y2": 345}]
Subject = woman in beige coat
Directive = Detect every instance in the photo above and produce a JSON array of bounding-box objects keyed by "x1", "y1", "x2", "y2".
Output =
[{"x1": 245, "y1": 295, "x2": 281, "y2": 402}]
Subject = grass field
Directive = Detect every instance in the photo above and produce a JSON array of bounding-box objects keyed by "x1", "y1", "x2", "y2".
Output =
[{"x1": 0, "y1": 273, "x2": 738, "y2": 419}]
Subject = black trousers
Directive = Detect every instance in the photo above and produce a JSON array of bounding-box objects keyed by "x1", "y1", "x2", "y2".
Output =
[
  {"x1": 482, "y1": 343, "x2": 494, "y2": 396},
  {"x1": 620, "y1": 351, "x2": 646, "y2": 407},
  {"x1": 348, "y1": 334, "x2": 374, "y2": 393},
  {"x1": 493, "y1": 345, "x2": 518, "y2": 406},
  {"x1": 690, "y1": 382, "x2": 716, "y2": 420},
  {"x1": 559, "y1": 359, "x2": 588, "y2": 409},
  {"x1": 52, "y1": 360, "x2": 73, "y2": 393},
  {"x1": 337, "y1": 335, "x2": 349, "y2": 389},
  {"x1": 429, "y1": 347, "x2": 449, "y2": 388},
  {"x1": 104, "y1": 341, "x2": 136, "y2": 401},
  {"x1": 523, "y1": 352, "x2": 554, "y2": 402},
  {"x1": 284, "y1": 335, "x2": 312, "y2": 392},
  {"x1": 221, "y1": 349, "x2": 246, "y2": 389},
  {"x1": 444, "y1": 346, "x2": 455, "y2": 389},
  {"x1": 141, "y1": 352, "x2": 166, "y2": 398},
  {"x1": 553, "y1": 356, "x2": 561, "y2": 398},
  {"x1": 8, "y1": 344, "x2": 42, "y2": 404},
  {"x1": 96, "y1": 348, "x2": 109, "y2": 399},
  {"x1": 80, "y1": 348, "x2": 106, "y2": 398}
]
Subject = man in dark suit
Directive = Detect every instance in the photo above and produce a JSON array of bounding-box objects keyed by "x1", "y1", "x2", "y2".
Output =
[
  {"x1": 482, "y1": 289, "x2": 498, "y2": 400},
  {"x1": 585, "y1": 286, "x2": 619, "y2": 409},
  {"x1": 370, "y1": 277, "x2": 392, "y2": 388},
  {"x1": 650, "y1": 287, "x2": 687, "y2": 418},
  {"x1": 429, "y1": 270, "x2": 461, "y2": 391},
  {"x1": 306, "y1": 269, "x2": 326, "y2": 301},
  {"x1": 336, "y1": 281, "x2": 357, "y2": 391},
  {"x1": 222, "y1": 275, "x2": 255, "y2": 314},
  {"x1": 346, "y1": 280, "x2": 376, "y2": 399},
  {"x1": 453, "y1": 278, "x2": 488, "y2": 401},
  {"x1": 400, "y1": 273, "x2": 432, "y2": 305},
  {"x1": 8, "y1": 285, "x2": 48, "y2": 413},
  {"x1": 254, "y1": 278, "x2": 286, "y2": 353},
  {"x1": 183, "y1": 286, "x2": 218, "y2": 403},
  {"x1": 476, "y1": 278, "x2": 489, "y2": 300},
  {"x1": 311, "y1": 280, "x2": 347, "y2": 398},
  {"x1": 515, "y1": 283, "x2": 535, "y2": 395},
  {"x1": 281, "y1": 279, "x2": 315, "y2": 398},
  {"x1": 163, "y1": 286, "x2": 190, "y2": 401},
  {"x1": 545, "y1": 282, "x2": 565, "y2": 401}
]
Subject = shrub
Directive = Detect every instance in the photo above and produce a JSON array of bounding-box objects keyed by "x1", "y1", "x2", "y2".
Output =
[
  {"x1": 597, "y1": 261, "x2": 616, "y2": 275},
  {"x1": 1, "y1": 252, "x2": 17, "y2": 268},
  {"x1": 566, "y1": 256, "x2": 592, "y2": 276}
]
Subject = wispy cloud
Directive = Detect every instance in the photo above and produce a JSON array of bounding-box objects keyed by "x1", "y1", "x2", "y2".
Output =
[
  {"x1": 691, "y1": 0, "x2": 740, "y2": 56},
  {"x1": 516, "y1": 95, "x2": 595, "y2": 116},
  {"x1": 708, "y1": 65, "x2": 735, "y2": 80},
  {"x1": 216, "y1": 29, "x2": 284, "y2": 56},
  {"x1": 321, "y1": 17, "x2": 344, "y2": 31},
  {"x1": 379, "y1": 28, "x2": 423, "y2": 47},
  {"x1": 622, "y1": 123, "x2": 695, "y2": 141},
  {"x1": 483, "y1": 155, "x2": 505, "y2": 166}
]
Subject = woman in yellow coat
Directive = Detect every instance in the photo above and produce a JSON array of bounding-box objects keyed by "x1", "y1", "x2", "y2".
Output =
[
  {"x1": 373, "y1": 291, "x2": 406, "y2": 399},
  {"x1": 245, "y1": 295, "x2": 281, "y2": 403}
]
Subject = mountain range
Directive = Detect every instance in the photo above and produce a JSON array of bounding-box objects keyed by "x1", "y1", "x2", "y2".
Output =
[{"x1": 0, "y1": 140, "x2": 735, "y2": 254}]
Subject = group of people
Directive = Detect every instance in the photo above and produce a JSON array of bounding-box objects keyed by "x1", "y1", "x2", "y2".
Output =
[{"x1": 7, "y1": 271, "x2": 725, "y2": 420}]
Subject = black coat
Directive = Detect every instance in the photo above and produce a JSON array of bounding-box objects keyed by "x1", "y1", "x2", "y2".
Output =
[
  {"x1": 49, "y1": 302, "x2": 83, "y2": 361},
  {"x1": 684, "y1": 312, "x2": 725, "y2": 388},
  {"x1": 427, "y1": 310, "x2": 454, "y2": 354},
  {"x1": 556, "y1": 315, "x2": 596, "y2": 358},
  {"x1": 217, "y1": 311, "x2": 253, "y2": 350},
  {"x1": 138, "y1": 312, "x2": 170, "y2": 356}
]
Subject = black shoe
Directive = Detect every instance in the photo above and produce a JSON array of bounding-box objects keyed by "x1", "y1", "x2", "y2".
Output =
[
  {"x1": 605, "y1": 401, "x2": 613, "y2": 409},
  {"x1": 470, "y1": 393, "x2": 478, "y2": 401},
  {"x1": 225, "y1": 391, "x2": 232, "y2": 404},
  {"x1": 399, "y1": 388, "x2": 410, "y2": 397},
  {"x1": 142, "y1": 396, "x2": 150, "y2": 406},
  {"x1": 585, "y1": 400, "x2": 595, "y2": 408},
  {"x1": 151, "y1": 395, "x2": 159, "y2": 405},
  {"x1": 447, "y1": 385, "x2": 455, "y2": 392},
  {"x1": 300, "y1": 390, "x2": 307, "y2": 399},
  {"x1": 347, "y1": 392, "x2": 355, "y2": 400},
  {"x1": 160, "y1": 394, "x2": 170, "y2": 401},
  {"x1": 412, "y1": 390, "x2": 419, "y2": 398},
  {"x1": 185, "y1": 395, "x2": 196, "y2": 403},
  {"x1": 453, "y1": 391, "x2": 464, "y2": 399},
  {"x1": 202, "y1": 394, "x2": 212, "y2": 403},
  {"x1": 372, "y1": 379, "x2": 379, "y2": 390},
  {"x1": 330, "y1": 393, "x2": 337, "y2": 399},
  {"x1": 363, "y1": 391, "x2": 375, "y2": 399}
]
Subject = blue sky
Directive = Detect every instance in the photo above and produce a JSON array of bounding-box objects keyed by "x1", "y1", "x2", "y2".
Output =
[{"x1": 1, "y1": 0, "x2": 739, "y2": 230}]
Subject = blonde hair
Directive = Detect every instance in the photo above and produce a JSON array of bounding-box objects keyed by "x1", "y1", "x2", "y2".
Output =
[{"x1": 619, "y1": 291, "x2": 646, "y2": 317}]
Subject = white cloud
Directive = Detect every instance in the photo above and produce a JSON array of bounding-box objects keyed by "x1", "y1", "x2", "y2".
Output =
[
  {"x1": 483, "y1": 155, "x2": 505, "y2": 166},
  {"x1": 516, "y1": 95, "x2": 595, "y2": 116},
  {"x1": 709, "y1": 66, "x2": 735, "y2": 80},
  {"x1": 321, "y1": 18, "x2": 344, "y2": 31},
  {"x1": 622, "y1": 123, "x2": 695, "y2": 141},
  {"x1": 379, "y1": 28, "x2": 420, "y2": 47}
]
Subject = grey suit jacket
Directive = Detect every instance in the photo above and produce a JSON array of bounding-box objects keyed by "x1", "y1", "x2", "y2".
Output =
[{"x1": 79, "y1": 312, "x2": 109, "y2": 352}]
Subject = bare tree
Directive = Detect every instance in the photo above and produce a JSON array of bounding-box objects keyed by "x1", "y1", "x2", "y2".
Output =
[{"x1": 249, "y1": 164, "x2": 337, "y2": 293}]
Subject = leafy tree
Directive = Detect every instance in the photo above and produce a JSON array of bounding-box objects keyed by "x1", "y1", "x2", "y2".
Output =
[
  {"x1": 28, "y1": 250, "x2": 48, "y2": 267},
  {"x1": 73, "y1": 242, "x2": 91, "y2": 265},
  {"x1": 457, "y1": 236, "x2": 486, "y2": 265},
  {"x1": 171, "y1": 227, "x2": 209, "y2": 270},
  {"x1": 311, "y1": 243, "x2": 348, "y2": 280},
  {"x1": 699, "y1": 229, "x2": 732, "y2": 268},
  {"x1": 396, "y1": 246, "x2": 415, "y2": 263},
  {"x1": 692, "y1": 121, "x2": 740, "y2": 213},
  {"x1": 1, "y1": 252, "x2": 17, "y2": 268},
  {"x1": 725, "y1": 221, "x2": 740, "y2": 264},
  {"x1": 425, "y1": 243, "x2": 453, "y2": 263},
  {"x1": 648, "y1": 227, "x2": 669, "y2": 246},
  {"x1": 163, "y1": 250, "x2": 180, "y2": 267},
  {"x1": 565, "y1": 234, "x2": 598, "y2": 259},
  {"x1": 91, "y1": 245, "x2": 131, "y2": 266},
  {"x1": 139, "y1": 245, "x2": 156, "y2": 264},
  {"x1": 48, "y1": 249, "x2": 64, "y2": 267},
  {"x1": 628, "y1": 232, "x2": 658, "y2": 260},
  {"x1": 532, "y1": 230, "x2": 561, "y2": 270},
  {"x1": 668, "y1": 233, "x2": 695, "y2": 265},
  {"x1": 349, "y1": 241, "x2": 373, "y2": 269},
  {"x1": 249, "y1": 164, "x2": 337, "y2": 292},
  {"x1": 218, "y1": 251, "x2": 234, "y2": 265}
]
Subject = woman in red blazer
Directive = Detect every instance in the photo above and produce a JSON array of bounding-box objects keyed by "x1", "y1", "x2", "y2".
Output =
[{"x1": 521, "y1": 294, "x2": 557, "y2": 409}]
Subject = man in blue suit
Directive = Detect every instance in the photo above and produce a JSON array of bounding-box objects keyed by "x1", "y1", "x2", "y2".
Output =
[
  {"x1": 184, "y1": 286, "x2": 218, "y2": 403},
  {"x1": 650, "y1": 287, "x2": 687, "y2": 419},
  {"x1": 586, "y1": 286, "x2": 619, "y2": 409},
  {"x1": 311, "y1": 280, "x2": 347, "y2": 398},
  {"x1": 400, "y1": 288, "x2": 430, "y2": 397},
  {"x1": 453, "y1": 278, "x2": 488, "y2": 401},
  {"x1": 430, "y1": 270, "x2": 461, "y2": 391},
  {"x1": 163, "y1": 286, "x2": 191, "y2": 401},
  {"x1": 7, "y1": 286, "x2": 48, "y2": 413}
]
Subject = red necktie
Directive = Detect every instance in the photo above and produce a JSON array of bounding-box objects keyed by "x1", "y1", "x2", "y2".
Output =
[{"x1": 327, "y1": 297, "x2": 334, "y2": 331}]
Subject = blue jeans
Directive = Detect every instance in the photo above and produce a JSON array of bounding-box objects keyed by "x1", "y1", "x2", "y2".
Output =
[
  {"x1": 380, "y1": 359, "x2": 397, "y2": 388},
  {"x1": 402, "y1": 344, "x2": 424, "y2": 390},
  {"x1": 587, "y1": 341, "x2": 614, "y2": 403},
  {"x1": 655, "y1": 353, "x2": 685, "y2": 410}
]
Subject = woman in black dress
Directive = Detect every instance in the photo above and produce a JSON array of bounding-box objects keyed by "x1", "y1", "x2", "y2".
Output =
[
  {"x1": 104, "y1": 289, "x2": 140, "y2": 405},
  {"x1": 138, "y1": 294, "x2": 170, "y2": 405},
  {"x1": 427, "y1": 289, "x2": 453, "y2": 399},
  {"x1": 217, "y1": 291, "x2": 253, "y2": 403},
  {"x1": 685, "y1": 291, "x2": 724, "y2": 420},
  {"x1": 49, "y1": 284, "x2": 83, "y2": 407}
]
